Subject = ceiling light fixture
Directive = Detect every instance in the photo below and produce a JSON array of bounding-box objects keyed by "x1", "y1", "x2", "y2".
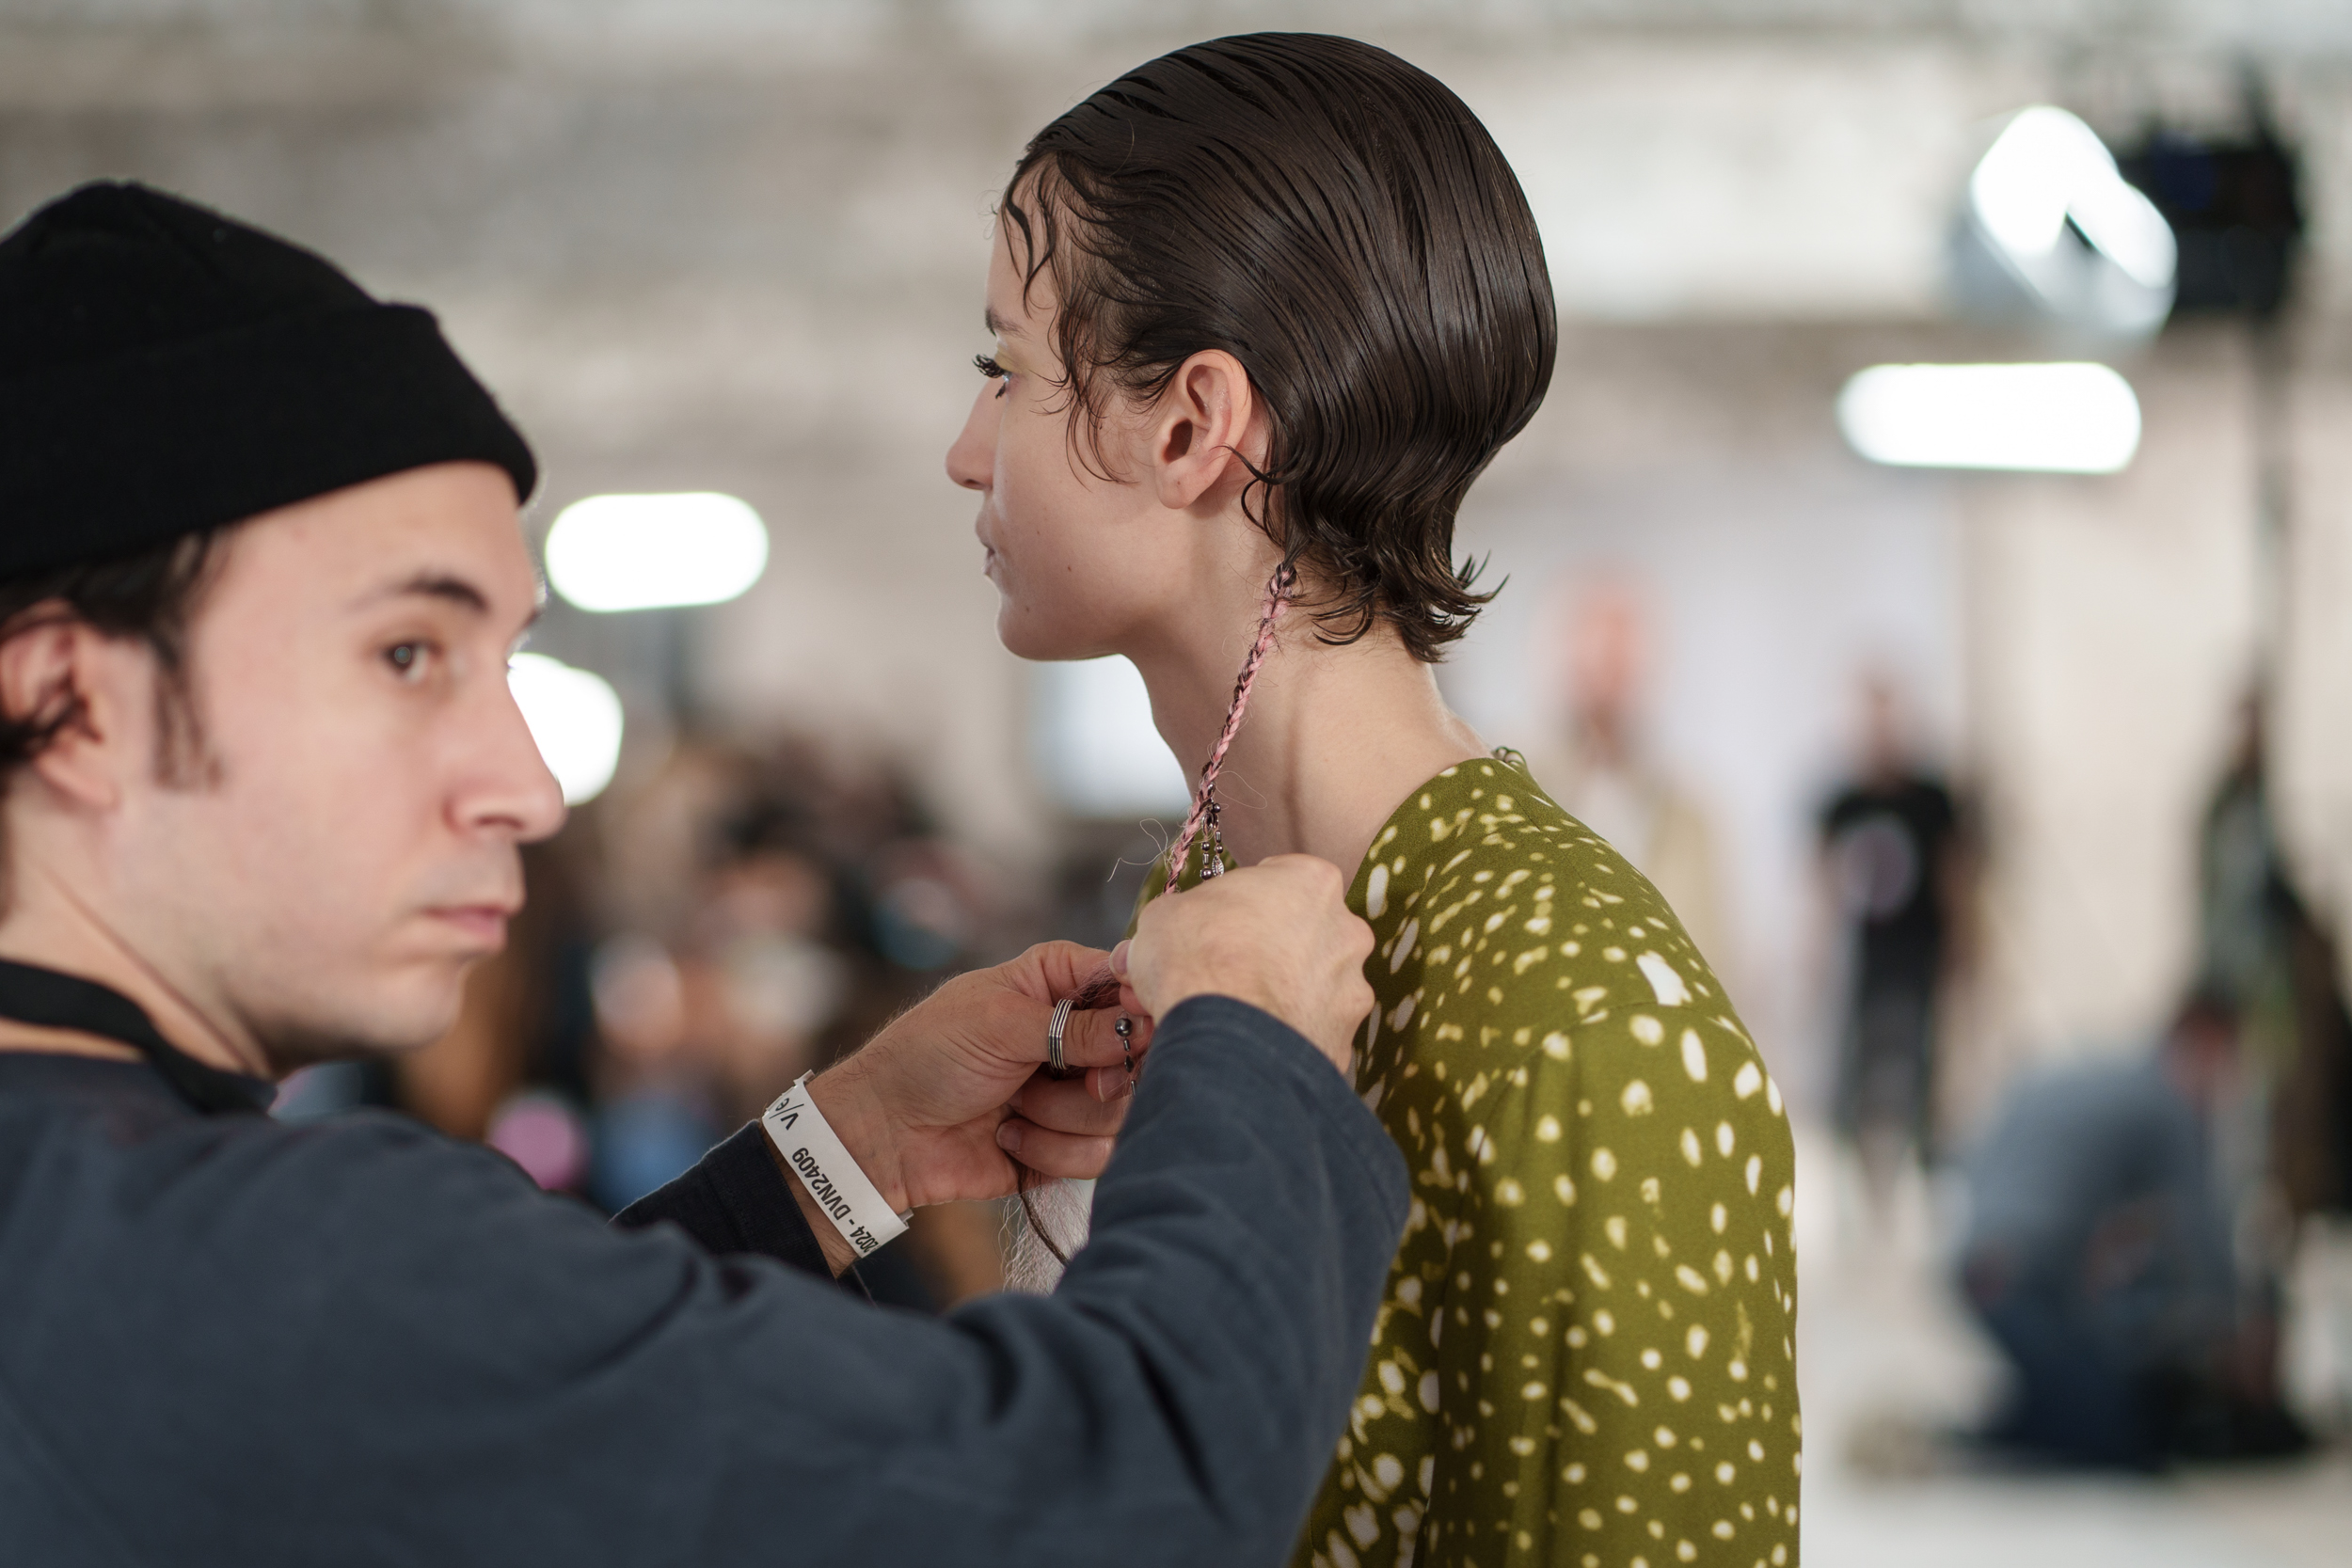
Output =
[
  {"x1": 1955, "y1": 106, "x2": 2177, "y2": 340},
  {"x1": 1837, "y1": 362, "x2": 2142, "y2": 474},
  {"x1": 545, "y1": 492, "x2": 770, "y2": 613}
]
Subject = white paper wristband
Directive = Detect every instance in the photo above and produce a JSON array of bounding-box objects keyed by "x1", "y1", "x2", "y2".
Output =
[{"x1": 760, "y1": 1074, "x2": 912, "y2": 1259}]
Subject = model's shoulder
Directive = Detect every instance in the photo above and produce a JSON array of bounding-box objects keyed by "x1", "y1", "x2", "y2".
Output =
[
  {"x1": 1360, "y1": 753, "x2": 1778, "y2": 1113},
  {"x1": 1369, "y1": 754, "x2": 1717, "y2": 1003},
  {"x1": 1367, "y1": 752, "x2": 1653, "y2": 906}
]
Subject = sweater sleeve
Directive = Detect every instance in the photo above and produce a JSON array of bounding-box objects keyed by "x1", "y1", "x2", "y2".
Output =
[
  {"x1": 13, "y1": 996, "x2": 1407, "y2": 1568},
  {"x1": 612, "y1": 1120, "x2": 835, "y2": 1281}
]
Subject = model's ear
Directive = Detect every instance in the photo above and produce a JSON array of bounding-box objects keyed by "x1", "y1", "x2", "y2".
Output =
[
  {"x1": 1148, "y1": 350, "x2": 1270, "y2": 512},
  {"x1": 0, "y1": 611, "x2": 138, "y2": 812}
]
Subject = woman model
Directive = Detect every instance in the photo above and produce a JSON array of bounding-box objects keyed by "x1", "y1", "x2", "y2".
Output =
[{"x1": 947, "y1": 36, "x2": 1799, "y2": 1568}]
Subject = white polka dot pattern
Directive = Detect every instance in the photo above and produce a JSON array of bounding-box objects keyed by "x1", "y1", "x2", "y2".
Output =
[{"x1": 1146, "y1": 754, "x2": 1804, "y2": 1568}]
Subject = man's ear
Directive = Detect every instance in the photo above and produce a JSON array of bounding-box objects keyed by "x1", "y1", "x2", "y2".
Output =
[
  {"x1": 1148, "y1": 350, "x2": 1269, "y2": 512},
  {"x1": 0, "y1": 614, "x2": 135, "y2": 811}
]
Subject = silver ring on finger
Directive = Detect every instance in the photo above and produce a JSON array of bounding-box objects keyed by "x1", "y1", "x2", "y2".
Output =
[{"x1": 1047, "y1": 996, "x2": 1075, "y2": 1078}]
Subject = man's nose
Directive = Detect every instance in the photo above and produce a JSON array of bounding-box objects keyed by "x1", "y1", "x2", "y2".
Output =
[
  {"x1": 945, "y1": 383, "x2": 999, "y2": 493},
  {"x1": 468, "y1": 676, "x2": 570, "y2": 844}
]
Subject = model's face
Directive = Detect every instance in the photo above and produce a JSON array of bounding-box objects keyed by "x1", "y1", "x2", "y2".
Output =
[
  {"x1": 945, "y1": 226, "x2": 1179, "y2": 662},
  {"x1": 114, "y1": 461, "x2": 564, "y2": 1067}
]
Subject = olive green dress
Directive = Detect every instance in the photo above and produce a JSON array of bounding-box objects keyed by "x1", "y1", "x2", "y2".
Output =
[{"x1": 1137, "y1": 753, "x2": 1800, "y2": 1568}]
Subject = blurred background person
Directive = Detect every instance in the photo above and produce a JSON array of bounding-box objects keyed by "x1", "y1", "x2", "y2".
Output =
[
  {"x1": 584, "y1": 932, "x2": 715, "y2": 1213},
  {"x1": 1817, "y1": 673, "x2": 1976, "y2": 1215},
  {"x1": 1957, "y1": 988, "x2": 2308, "y2": 1469},
  {"x1": 1526, "y1": 574, "x2": 1732, "y2": 974}
]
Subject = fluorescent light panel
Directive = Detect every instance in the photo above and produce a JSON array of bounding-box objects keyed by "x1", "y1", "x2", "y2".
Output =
[
  {"x1": 545, "y1": 492, "x2": 770, "y2": 612},
  {"x1": 1836, "y1": 362, "x2": 2142, "y2": 474}
]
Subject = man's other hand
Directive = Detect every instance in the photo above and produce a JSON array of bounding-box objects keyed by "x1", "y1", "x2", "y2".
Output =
[{"x1": 1119, "y1": 854, "x2": 1374, "y2": 1076}]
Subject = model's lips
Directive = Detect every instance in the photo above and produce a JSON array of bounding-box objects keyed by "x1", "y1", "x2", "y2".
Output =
[
  {"x1": 425, "y1": 904, "x2": 516, "y2": 952},
  {"x1": 975, "y1": 512, "x2": 999, "y2": 579}
]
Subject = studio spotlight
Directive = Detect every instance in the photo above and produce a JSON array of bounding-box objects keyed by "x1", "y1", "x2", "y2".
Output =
[{"x1": 1953, "y1": 106, "x2": 2177, "y2": 341}]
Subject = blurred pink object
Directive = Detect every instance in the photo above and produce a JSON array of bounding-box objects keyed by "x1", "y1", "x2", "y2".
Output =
[{"x1": 487, "y1": 1091, "x2": 591, "y2": 1192}]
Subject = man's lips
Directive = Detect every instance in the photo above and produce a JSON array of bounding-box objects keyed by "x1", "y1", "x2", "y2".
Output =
[{"x1": 425, "y1": 904, "x2": 516, "y2": 950}]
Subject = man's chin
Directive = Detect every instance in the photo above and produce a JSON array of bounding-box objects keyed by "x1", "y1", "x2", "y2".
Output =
[{"x1": 248, "y1": 982, "x2": 469, "y2": 1079}]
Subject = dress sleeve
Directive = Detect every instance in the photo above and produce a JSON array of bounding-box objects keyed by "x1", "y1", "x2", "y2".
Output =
[{"x1": 1408, "y1": 1015, "x2": 1801, "y2": 1567}]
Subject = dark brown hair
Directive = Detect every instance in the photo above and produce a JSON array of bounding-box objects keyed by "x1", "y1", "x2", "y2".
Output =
[
  {"x1": 0, "y1": 530, "x2": 223, "y2": 789},
  {"x1": 1001, "y1": 33, "x2": 1557, "y2": 660}
]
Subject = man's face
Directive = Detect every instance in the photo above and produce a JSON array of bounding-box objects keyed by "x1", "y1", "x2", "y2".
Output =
[{"x1": 109, "y1": 461, "x2": 564, "y2": 1069}]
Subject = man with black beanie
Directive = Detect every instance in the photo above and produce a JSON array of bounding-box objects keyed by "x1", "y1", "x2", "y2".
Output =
[{"x1": 0, "y1": 182, "x2": 1400, "y2": 1566}]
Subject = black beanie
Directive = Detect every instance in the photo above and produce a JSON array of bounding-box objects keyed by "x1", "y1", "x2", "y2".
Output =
[{"x1": 0, "y1": 182, "x2": 536, "y2": 578}]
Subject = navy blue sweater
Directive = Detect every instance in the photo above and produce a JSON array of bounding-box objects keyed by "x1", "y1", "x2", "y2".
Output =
[{"x1": 0, "y1": 996, "x2": 1406, "y2": 1566}]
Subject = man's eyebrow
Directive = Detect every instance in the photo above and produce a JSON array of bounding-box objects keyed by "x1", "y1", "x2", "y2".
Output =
[
  {"x1": 370, "y1": 572, "x2": 489, "y2": 612},
  {"x1": 354, "y1": 571, "x2": 533, "y2": 626},
  {"x1": 358, "y1": 572, "x2": 546, "y2": 641}
]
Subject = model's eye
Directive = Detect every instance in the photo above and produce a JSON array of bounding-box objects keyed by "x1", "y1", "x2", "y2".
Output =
[
  {"x1": 385, "y1": 641, "x2": 431, "y2": 678},
  {"x1": 974, "y1": 354, "x2": 1009, "y2": 399}
]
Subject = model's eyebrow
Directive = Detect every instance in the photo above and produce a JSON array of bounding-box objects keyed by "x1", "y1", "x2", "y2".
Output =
[{"x1": 984, "y1": 306, "x2": 1027, "y2": 340}]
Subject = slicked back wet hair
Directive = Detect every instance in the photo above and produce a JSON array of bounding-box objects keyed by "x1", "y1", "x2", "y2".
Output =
[{"x1": 1001, "y1": 32, "x2": 1556, "y2": 661}]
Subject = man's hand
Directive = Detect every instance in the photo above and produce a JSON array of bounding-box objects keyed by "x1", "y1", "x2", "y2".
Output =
[
  {"x1": 793, "y1": 942, "x2": 1149, "y2": 1266},
  {"x1": 1120, "y1": 854, "x2": 1374, "y2": 1075},
  {"x1": 782, "y1": 858, "x2": 1370, "y2": 1273}
]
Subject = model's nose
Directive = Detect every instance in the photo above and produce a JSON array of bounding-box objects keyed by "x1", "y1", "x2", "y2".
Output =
[{"x1": 946, "y1": 383, "x2": 998, "y2": 493}]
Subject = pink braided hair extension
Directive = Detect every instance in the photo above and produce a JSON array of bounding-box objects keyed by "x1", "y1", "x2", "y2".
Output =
[
  {"x1": 1164, "y1": 565, "x2": 1296, "y2": 895},
  {"x1": 1021, "y1": 575, "x2": 1294, "y2": 1275},
  {"x1": 1020, "y1": 570, "x2": 1295, "y2": 1277},
  {"x1": 1016, "y1": 563, "x2": 1298, "y2": 1278}
]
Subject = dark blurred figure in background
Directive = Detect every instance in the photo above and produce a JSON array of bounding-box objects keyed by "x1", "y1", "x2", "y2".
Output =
[
  {"x1": 2197, "y1": 691, "x2": 2352, "y2": 1221},
  {"x1": 1818, "y1": 673, "x2": 1974, "y2": 1209},
  {"x1": 1957, "y1": 989, "x2": 2309, "y2": 1469}
]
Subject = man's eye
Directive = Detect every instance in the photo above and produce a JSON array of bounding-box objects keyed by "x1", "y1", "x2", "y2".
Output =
[{"x1": 386, "y1": 641, "x2": 430, "y2": 676}]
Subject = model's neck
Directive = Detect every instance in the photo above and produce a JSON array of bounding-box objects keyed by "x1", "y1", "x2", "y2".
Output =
[{"x1": 1130, "y1": 610, "x2": 1486, "y2": 882}]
